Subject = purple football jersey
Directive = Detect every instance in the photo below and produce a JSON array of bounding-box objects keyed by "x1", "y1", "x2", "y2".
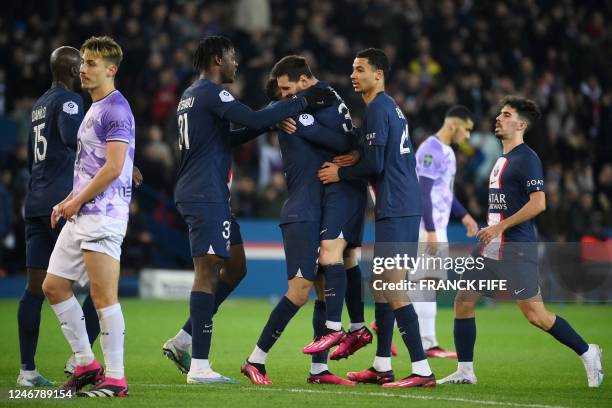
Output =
[
  {"x1": 415, "y1": 135, "x2": 456, "y2": 231},
  {"x1": 73, "y1": 90, "x2": 135, "y2": 221}
]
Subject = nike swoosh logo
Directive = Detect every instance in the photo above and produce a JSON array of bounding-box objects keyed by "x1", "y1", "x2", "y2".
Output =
[
  {"x1": 514, "y1": 288, "x2": 526, "y2": 295},
  {"x1": 320, "y1": 229, "x2": 328, "y2": 234}
]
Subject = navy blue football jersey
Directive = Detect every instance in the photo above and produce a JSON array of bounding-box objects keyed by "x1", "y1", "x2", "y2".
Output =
[
  {"x1": 486, "y1": 143, "x2": 544, "y2": 243},
  {"x1": 25, "y1": 86, "x2": 83, "y2": 217},
  {"x1": 277, "y1": 118, "x2": 326, "y2": 225},
  {"x1": 174, "y1": 79, "x2": 306, "y2": 204},
  {"x1": 297, "y1": 82, "x2": 367, "y2": 204},
  {"x1": 364, "y1": 92, "x2": 422, "y2": 219}
]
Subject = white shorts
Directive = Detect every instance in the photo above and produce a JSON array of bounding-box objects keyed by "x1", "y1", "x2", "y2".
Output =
[
  {"x1": 408, "y1": 229, "x2": 449, "y2": 281},
  {"x1": 47, "y1": 215, "x2": 127, "y2": 286}
]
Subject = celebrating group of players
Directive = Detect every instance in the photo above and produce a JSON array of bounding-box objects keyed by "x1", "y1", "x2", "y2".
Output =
[{"x1": 17, "y1": 34, "x2": 603, "y2": 398}]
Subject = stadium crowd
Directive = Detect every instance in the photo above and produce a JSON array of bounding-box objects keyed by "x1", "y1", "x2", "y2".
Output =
[{"x1": 1, "y1": 0, "x2": 611, "y2": 273}]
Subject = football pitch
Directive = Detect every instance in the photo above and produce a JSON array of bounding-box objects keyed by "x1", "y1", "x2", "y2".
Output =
[{"x1": 0, "y1": 299, "x2": 610, "y2": 407}]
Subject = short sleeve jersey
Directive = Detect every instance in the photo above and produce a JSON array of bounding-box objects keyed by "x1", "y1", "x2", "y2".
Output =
[
  {"x1": 364, "y1": 92, "x2": 422, "y2": 220},
  {"x1": 482, "y1": 143, "x2": 544, "y2": 259},
  {"x1": 415, "y1": 135, "x2": 456, "y2": 230},
  {"x1": 25, "y1": 87, "x2": 83, "y2": 217},
  {"x1": 74, "y1": 90, "x2": 136, "y2": 221}
]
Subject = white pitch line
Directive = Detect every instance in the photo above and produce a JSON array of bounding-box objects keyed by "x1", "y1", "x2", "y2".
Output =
[{"x1": 131, "y1": 383, "x2": 571, "y2": 408}]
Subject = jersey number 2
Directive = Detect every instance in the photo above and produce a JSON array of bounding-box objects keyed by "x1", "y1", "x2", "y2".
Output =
[
  {"x1": 399, "y1": 124, "x2": 411, "y2": 154},
  {"x1": 178, "y1": 113, "x2": 190, "y2": 150}
]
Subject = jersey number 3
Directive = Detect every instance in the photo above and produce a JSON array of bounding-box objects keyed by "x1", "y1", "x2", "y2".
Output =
[{"x1": 178, "y1": 113, "x2": 190, "y2": 150}]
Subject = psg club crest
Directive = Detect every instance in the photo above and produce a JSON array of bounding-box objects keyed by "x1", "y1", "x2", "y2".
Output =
[{"x1": 493, "y1": 167, "x2": 499, "y2": 177}]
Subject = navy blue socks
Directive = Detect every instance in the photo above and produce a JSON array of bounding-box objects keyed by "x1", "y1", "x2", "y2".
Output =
[
  {"x1": 256, "y1": 296, "x2": 299, "y2": 352},
  {"x1": 17, "y1": 291, "x2": 44, "y2": 370},
  {"x1": 374, "y1": 302, "x2": 394, "y2": 357},
  {"x1": 81, "y1": 294, "x2": 100, "y2": 346},
  {"x1": 547, "y1": 315, "x2": 589, "y2": 355},
  {"x1": 322, "y1": 264, "x2": 346, "y2": 327},
  {"x1": 190, "y1": 291, "x2": 215, "y2": 359},
  {"x1": 394, "y1": 304, "x2": 427, "y2": 362},
  {"x1": 311, "y1": 300, "x2": 329, "y2": 364},
  {"x1": 345, "y1": 265, "x2": 364, "y2": 324},
  {"x1": 454, "y1": 317, "x2": 476, "y2": 362}
]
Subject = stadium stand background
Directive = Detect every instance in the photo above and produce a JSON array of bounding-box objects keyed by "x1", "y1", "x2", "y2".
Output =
[{"x1": 1, "y1": 0, "x2": 611, "y2": 277}]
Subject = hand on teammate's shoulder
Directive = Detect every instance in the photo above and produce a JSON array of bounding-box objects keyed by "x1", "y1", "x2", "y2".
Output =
[{"x1": 303, "y1": 86, "x2": 336, "y2": 110}]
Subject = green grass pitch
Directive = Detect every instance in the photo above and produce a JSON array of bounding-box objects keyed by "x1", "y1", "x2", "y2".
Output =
[{"x1": 1, "y1": 299, "x2": 610, "y2": 407}]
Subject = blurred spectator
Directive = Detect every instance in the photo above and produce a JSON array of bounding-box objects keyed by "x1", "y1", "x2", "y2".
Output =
[
  {"x1": 258, "y1": 133, "x2": 283, "y2": 190},
  {"x1": 1, "y1": 0, "x2": 611, "y2": 272},
  {"x1": 256, "y1": 171, "x2": 287, "y2": 218}
]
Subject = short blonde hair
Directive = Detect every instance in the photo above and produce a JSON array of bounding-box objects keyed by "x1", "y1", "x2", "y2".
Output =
[{"x1": 80, "y1": 36, "x2": 123, "y2": 67}]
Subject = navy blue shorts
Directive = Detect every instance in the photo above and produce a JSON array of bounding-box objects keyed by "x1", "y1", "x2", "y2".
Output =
[
  {"x1": 374, "y1": 216, "x2": 420, "y2": 259},
  {"x1": 281, "y1": 222, "x2": 320, "y2": 281},
  {"x1": 177, "y1": 202, "x2": 232, "y2": 258},
  {"x1": 229, "y1": 214, "x2": 243, "y2": 246},
  {"x1": 320, "y1": 186, "x2": 366, "y2": 247},
  {"x1": 25, "y1": 216, "x2": 65, "y2": 269},
  {"x1": 461, "y1": 257, "x2": 540, "y2": 300}
]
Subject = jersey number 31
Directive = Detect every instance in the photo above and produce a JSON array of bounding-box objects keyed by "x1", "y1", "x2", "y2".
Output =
[{"x1": 178, "y1": 113, "x2": 190, "y2": 150}]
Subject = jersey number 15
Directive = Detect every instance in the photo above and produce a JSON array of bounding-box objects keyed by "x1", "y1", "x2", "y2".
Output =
[{"x1": 33, "y1": 123, "x2": 47, "y2": 162}]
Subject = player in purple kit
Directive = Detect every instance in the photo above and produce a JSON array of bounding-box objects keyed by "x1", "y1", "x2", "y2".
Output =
[
  {"x1": 41, "y1": 36, "x2": 135, "y2": 397},
  {"x1": 17, "y1": 46, "x2": 101, "y2": 387},
  {"x1": 438, "y1": 96, "x2": 603, "y2": 387},
  {"x1": 411, "y1": 106, "x2": 478, "y2": 359}
]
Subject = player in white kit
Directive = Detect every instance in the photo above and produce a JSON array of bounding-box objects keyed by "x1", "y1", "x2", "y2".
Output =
[
  {"x1": 411, "y1": 106, "x2": 478, "y2": 358},
  {"x1": 42, "y1": 36, "x2": 134, "y2": 397}
]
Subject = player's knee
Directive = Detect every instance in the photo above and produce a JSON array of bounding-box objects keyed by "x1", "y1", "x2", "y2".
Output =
[
  {"x1": 226, "y1": 264, "x2": 247, "y2": 286},
  {"x1": 193, "y1": 275, "x2": 219, "y2": 293},
  {"x1": 41, "y1": 278, "x2": 55, "y2": 300},
  {"x1": 89, "y1": 283, "x2": 117, "y2": 308},
  {"x1": 319, "y1": 242, "x2": 343, "y2": 265},
  {"x1": 454, "y1": 300, "x2": 476, "y2": 318},
  {"x1": 42, "y1": 278, "x2": 68, "y2": 303},
  {"x1": 26, "y1": 281, "x2": 45, "y2": 298},
  {"x1": 287, "y1": 290, "x2": 309, "y2": 307},
  {"x1": 343, "y1": 247, "x2": 360, "y2": 268}
]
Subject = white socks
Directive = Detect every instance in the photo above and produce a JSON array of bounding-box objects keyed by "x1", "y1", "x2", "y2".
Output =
[
  {"x1": 191, "y1": 358, "x2": 211, "y2": 372},
  {"x1": 249, "y1": 345, "x2": 268, "y2": 364},
  {"x1": 373, "y1": 356, "x2": 392, "y2": 372},
  {"x1": 311, "y1": 363, "x2": 328, "y2": 375},
  {"x1": 458, "y1": 361, "x2": 474, "y2": 374},
  {"x1": 349, "y1": 322, "x2": 365, "y2": 332},
  {"x1": 98, "y1": 303, "x2": 125, "y2": 379},
  {"x1": 50, "y1": 296, "x2": 94, "y2": 367},
  {"x1": 412, "y1": 359, "x2": 433, "y2": 376},
  {"x1": 325, "y1": 321, "x2": 342, "y2": 331},
  {"x1": 19, "y1": 369, "x2": 38, "y2": 379},
  {"x1": 413, "y1": 301, "x2": 438, "y2": 349},
  {"x1": 174, "y1": 329, "x2": 192, "y2": 350}
]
